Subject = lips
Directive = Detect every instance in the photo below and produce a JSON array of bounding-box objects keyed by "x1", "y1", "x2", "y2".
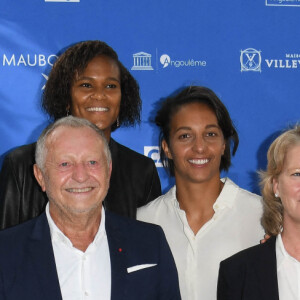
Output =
[
  {"x1": 188, "y1": 159, "x2": 209, "y2": 165},
  {"x1": 66, "y1": 187, "x2": 93, "y2": 193},
  {"x1": 86, "y1": 107, "x2": 109, "y2": 112}
]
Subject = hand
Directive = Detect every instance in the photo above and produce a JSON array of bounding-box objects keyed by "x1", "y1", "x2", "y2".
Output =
[{"x1": 260, "y1": 234, "x2": 270, "y2": 244}]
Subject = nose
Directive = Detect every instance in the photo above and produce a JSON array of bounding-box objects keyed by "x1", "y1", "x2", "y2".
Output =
[
  {"x1": 91, "y1": 86, "x2": 106, "y2": 101},
  {"x1": 72, "y1": 163, "x2": 89, "y2": 183},
  {"x1": 192, "y1": 136, "x2": 206, "y2": 153}
]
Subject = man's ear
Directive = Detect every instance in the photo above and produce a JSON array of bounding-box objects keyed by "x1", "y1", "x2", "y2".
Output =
[
  {"x1": 162, "y1": 139, "x2": 173, "y2": 159},
  {"x1": 33, "y1": 164, "x2": 46, "y2": 192}
]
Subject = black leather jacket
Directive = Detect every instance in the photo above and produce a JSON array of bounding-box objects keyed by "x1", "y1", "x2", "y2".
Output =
[{"x1": 0, "y1": 138, "x2": 161, "y2": 229}]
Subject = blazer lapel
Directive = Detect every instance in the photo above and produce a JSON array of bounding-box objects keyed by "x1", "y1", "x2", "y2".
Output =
[
  {"x1": 254, "y1": 236, "x2": 279, "y2": 300},
  {"x1": 105, "y1": 211, "x2": 128, "y2": 300},
  {"x1": 27, "y1": 214, "x2": 62, "y2": 300}
]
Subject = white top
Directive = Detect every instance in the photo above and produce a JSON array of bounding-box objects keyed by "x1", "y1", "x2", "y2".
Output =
[
  {"x1": 46, "y1": 204, "x2": 111, "y2": 300},
  {"x1": 276, "y1": 234, "x2": 300, "y2": 300},
  {"x1": 137, "y1": 178, "x2": 264, "y2": 300}
]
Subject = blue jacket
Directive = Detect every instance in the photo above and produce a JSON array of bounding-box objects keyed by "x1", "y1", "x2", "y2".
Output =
[{"x1": 0, "y1": 210, "x2": 181, "y2": 300}]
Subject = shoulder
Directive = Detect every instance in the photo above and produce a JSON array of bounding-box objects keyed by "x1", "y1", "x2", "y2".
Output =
[
  {"x1": 221, "y1": 236, "x2": 276, "y2": 269},
  {"x1": 137, "y1": 187, "x2": 175, "y2": 219},
  {"x1": 224, "y1": 178, "x2": 262, "y2": 207},
  {"x1": 106, "y1": 210, "x2": 165, "y2": 242},
  {"x1": 0, "y1": 214, "x2": 43, "y2": 253},
  {"x1": 110, "y1": 139, "x2": 155, "y2": 166},
  {"x1": 4, "y1": 142, "x2": 36, "y2": 163}
]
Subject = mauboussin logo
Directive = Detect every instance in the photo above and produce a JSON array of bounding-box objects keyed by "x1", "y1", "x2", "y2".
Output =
[
  {"x1": 2, "y1": 53, "x2": 58, "y2": 90},
  {"x1": 144, "y1": 146, "x2": 162, "y2": 167},
  {"x1": 2, "y1": 53, "x2": 57, "y2": 67},
  {"x1": 159, "y1": 54, "x2": 206, "y2": 69}
]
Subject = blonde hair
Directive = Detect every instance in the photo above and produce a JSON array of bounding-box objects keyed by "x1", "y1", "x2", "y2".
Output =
[{"x1": 260, "y1": 125, "x2": 300, "y2": 236}]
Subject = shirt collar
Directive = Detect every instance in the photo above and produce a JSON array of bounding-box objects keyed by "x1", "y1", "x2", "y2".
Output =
[
  {"x1": 46, "y1": 203, "x2": 106, "y2": 248},
  {"x1": 172, "y1": 177, "x2": 237, "y2": 212},
  {"x1": 276, "y1": 233, "x2": 300, "y2": 271},
  {"x1": 213, "y1": 178, "x2": 237, "y2": 211}
]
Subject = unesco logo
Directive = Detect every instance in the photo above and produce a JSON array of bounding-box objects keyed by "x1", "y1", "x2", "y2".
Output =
[
  {"x1": 240, "y1": 48, "x2": 262, "y2": 72},
  {"x1": 131, "y1": 52, "x2": 154, "y2": 71},
  {"x1": 144, "y1": 146, "x2": 162, "y2": 167}
]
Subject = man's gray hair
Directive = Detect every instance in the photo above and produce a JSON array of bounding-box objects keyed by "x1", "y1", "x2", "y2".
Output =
[{"x1": 35, "y1": 116, "x2": 111, "y2": 172}]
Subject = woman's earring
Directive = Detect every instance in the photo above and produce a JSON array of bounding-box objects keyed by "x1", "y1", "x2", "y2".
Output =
[
  {"x1": 117, "y1": 117, "x2": 120, "y2": 127},
  {"x1": 275, "y1": 193, "x2": 279, "y2": 198}
]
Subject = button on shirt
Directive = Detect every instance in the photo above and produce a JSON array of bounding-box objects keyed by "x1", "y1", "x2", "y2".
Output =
[
  {"x1": 46, "y1": 204, "x2": 111, "y2": 300},
  {"x1": 276, "y1": 233, "x2": 300, "y2": 300},
  {"x1": 137, "y1": 178, "x2": 264, "y2": 300}
]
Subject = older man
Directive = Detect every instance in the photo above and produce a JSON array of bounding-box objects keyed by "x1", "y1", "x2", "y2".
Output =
[{"x1": 0, "y1": 116, "x2": 180, "y2": 300}]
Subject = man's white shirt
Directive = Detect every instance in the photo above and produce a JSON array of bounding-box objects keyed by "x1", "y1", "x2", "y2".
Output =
[{"x1": 46, "y1": 204, "x2": 111, "y2": 300}]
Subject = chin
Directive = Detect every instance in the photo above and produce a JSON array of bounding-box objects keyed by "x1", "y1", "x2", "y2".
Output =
[{"x1": 67, "y1": 202, "x2": 102, "y2": 214}]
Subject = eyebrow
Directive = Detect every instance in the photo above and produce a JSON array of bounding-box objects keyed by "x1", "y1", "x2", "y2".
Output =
[
  {"x1": 286, "y1": 168, "x2": 300, "y2": 172},
  {"x1": 206, "y1": 124, "x2": 221, "y2": 130},
  {"x1": 174, "y1": 124, "x2": 220, "y2": 133},
  {"x1": 75, "y1": 76, "x2": 120, "y2": 83}
]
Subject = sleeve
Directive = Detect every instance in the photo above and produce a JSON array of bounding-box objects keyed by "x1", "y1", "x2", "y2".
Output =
[
  {"x1": 157, "y1": 227, "x2": 181, "y2": 300},
  {"x1": 138, "y1": 159, "x2": 161, "y2": 207},
  {"x1": 0, "y1": 153, "x2": 21, "y2": 229}
]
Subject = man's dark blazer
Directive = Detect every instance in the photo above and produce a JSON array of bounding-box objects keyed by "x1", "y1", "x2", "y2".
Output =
[
  {"x1": 0, "y1": 210, "x2": 181, "y2": 300},
  {"x1": 0, "y1": 138, "x2": 161, "y2": 229},
  {"x1": 217, "y1": 236, "x2": 279, "y2": 300}
]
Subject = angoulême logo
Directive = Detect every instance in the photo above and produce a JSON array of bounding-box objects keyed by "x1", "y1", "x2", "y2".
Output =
[
  {"x1": 240, "y1": 48, "x2": 262, "y2": 72},
  {"x1": 160, "y1": 54, "x2": 171, "y2": 68},
  {"x1": 159, "y1": 53, "x2": 206, "y2": 69}
]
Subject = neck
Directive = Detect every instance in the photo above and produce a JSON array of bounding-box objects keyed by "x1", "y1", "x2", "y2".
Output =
[
  {"x1": 103, "y1": 128, "x2": 111, "y2": 143},
  {"x1": 281, "y1": 219, "x2": 300, "y2": 261},
  {"x1": 175, "y1": 176, "x2": 224, "y2": 235},
  {"x1": 49, "y1": 204, "x2": 102, "y2": 252}
]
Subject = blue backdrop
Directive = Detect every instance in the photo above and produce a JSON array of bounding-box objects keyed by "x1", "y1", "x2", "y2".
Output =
[{"x1": 1, "y1": 0, "x2": 299, "y2": 194}]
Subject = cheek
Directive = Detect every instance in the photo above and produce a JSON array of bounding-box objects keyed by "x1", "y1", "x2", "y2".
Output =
[
  {"x1": 113, "y1": 97, "x2": 121, "y2": 112},
  {"x1": 49, "y1": 172, "x2": 71, "y2": 189},
  {"x1": 169, "y1": 143, "x2": 187, "y2": 159},
  {"x1": 71, "y1": 95, "x2": 84, "y2": 107}
]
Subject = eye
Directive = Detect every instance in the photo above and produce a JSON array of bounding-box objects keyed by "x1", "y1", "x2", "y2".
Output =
[
  {"x1": 60, "y1": 162, "x2": 70, "y2": 168},
  {"x1": 88, "y1": 160, "x2": 98, "y2": 166},
  {"x1": 106, "y1": 83, "x2": 117, "y2": 89},
  {"x1": 80, "y1": 82, "x2": 92, "y2": 88},
  {"x1": 178, "y1": 133, "x2": 190, "y2": 140},
  {"x1": 292, "y1": 172, "x2": 300, "y2": 177},
  {"x1": 206, "y1": 132, "x2": 217, "y2": 137}
]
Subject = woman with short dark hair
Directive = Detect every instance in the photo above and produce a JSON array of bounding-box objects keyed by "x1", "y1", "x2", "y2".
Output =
[
  {"x1": 138, "y1": 86, "x2": 264, "y2": 300},
  {"x1": 0, "y1": 40, "x2": 161, "y2": 229}
]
